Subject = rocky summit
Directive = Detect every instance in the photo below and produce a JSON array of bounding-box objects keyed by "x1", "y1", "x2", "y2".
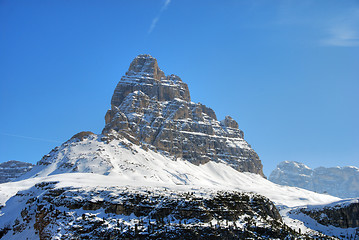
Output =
[{"x1": 103, "y1": 54, "x2": 264, "y2": 176}]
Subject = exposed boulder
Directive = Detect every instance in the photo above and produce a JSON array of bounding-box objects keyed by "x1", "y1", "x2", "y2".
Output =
[
  {"x1": 221, "y1": 116, "x2": 239, "y2": 130},
  {"x1": 70, "y1": 131, "x2": 95, "y2": 141}
]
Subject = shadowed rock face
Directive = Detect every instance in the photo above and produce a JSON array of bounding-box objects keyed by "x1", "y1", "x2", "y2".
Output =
[
  {"x1": 103, "y1": 54, "x2": 264, "y2": 177},
  {"x1": 300, "y1": 202, "x2": 359, "y2": 229}
]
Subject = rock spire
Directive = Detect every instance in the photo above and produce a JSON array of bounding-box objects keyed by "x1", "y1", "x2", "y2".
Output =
[{"x1": 104, "y1": 54, "x2": 264, "y2": 176}]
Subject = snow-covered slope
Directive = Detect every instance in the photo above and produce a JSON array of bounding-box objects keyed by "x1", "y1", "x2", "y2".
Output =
[
  {"x1": 269, "y1": 161, "x2": 359, "y2": 198},
  {"x1": 14, "y1": 132, "x2": 339, "y2": 208}
]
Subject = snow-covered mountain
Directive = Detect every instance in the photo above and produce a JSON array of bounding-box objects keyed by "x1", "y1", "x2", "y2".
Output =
[
  {"x1": 269, "y1": 161, "x2": 359, "y2": 198},
  {"x1": 0, "y1": 55, "x2": 357, "y2": 239},
  {"x1": 0, "y1": 160, "x2": 33, "y2": 183},
  {"x1": 0, "y1": 131, "x2": 343, "y2": 239}
]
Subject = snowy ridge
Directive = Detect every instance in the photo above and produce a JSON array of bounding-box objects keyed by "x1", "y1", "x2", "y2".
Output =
[{"x1": 304, "y1": 198, "x2": 359, "y2": 210}]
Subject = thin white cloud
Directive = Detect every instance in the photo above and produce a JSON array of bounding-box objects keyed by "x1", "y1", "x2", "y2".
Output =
[
  {"x1": 274, "y1": 1, "x2": 359, "y2": 47},
  {"x1": 321, "y1": 26, "x2": 359, "y2": 47},
  {"x1": 148, "y1": 0, "x2": 171, "y2": 34},
  {"x1": 320, "y1": 8, "x2": 359, "y2": 47},
  {"x1": 161, "y1": 0, "x2": 171, "y2": 11},
  {"x1": 148, "y1": 16, "x2": 159, "y2": 34}
]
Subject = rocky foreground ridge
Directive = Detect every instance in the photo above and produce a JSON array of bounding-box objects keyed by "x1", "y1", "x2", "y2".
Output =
[
  {"x1": 269, "y1": 161, "x2": 359, "y2": 198},
  {"x1": 103, "y1": 54, "x2": 264, "y2": 176},
  {"x1": 1, "y1": 182, "x2": 302, "y2": 239}
]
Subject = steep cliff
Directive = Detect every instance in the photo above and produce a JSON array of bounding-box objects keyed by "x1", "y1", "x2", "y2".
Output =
[{"x1": 103, "y1": 54, "x2": 264, "y2": 176}]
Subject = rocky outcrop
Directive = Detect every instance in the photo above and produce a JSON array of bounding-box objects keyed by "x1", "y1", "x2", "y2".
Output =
[
  {"x1": 0, "y1": 160, "x2": 34, "y2": 183},
  {"x1": 300, "y1": 201, "x2": 359, "y2": 229},
  {"x1": 103, "y1": 54, "x2": 264, "y2": 176},
  {"x1": 70, "y1": 131, "x2": 95, "y2": 141},
  {"x1": 269, "y1": 161, "x2": 359, "y2": 198}
]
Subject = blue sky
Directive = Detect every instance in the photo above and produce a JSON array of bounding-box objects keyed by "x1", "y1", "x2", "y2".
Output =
[{"x1": 1, "y1": 0, "x2": 358, "y2": 176}]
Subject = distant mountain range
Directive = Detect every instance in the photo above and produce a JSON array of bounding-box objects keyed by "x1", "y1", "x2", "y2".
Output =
[
  {"x1": 269, "y1": 161, "x2": 359, "y2": 198},
  {"x1": 0, "y1": 160, "x2": 33, "y2": 183}
]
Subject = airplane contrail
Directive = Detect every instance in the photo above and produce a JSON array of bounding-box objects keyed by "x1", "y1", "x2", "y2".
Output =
[
  {"x1": 0, "y1": 132, "x2": 62, "y2": 143},
  {"x1": 148, "y1": 0, "x2": 172, "y2": 34}
]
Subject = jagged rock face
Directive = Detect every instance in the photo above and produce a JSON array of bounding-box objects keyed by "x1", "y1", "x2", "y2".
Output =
[
  {"x1": 111, "y1": 55, "x2": 190, "y2": 106},
  {"x1": 0, "y1": 160, "x2": 34, "y2": 183},
  {"x1": 269, "y1": 161, "x2": 359, "y2": 198},
  {"x1": 103, "y1": 54, "x2": 264, "y2": 176}
]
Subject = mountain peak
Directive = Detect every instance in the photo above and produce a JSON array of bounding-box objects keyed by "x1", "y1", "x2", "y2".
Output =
[
  {"x1": 126, "y1": 54, "x2": 165, "y2": 80},
  {"x1": 111, "y1": 55, "x2": 191, "y2": 106},
  {"x1": 105, "y1": 55, "x2": 264, "y2": 176}
]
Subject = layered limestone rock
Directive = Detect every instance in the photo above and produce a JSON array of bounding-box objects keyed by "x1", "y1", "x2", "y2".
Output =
[
  {"x1": 111, "y1": 55, "x2": 190, "y2": 106},
  {"x1": 103, "y1": 54, "x2": 264, "y2": 176}
]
